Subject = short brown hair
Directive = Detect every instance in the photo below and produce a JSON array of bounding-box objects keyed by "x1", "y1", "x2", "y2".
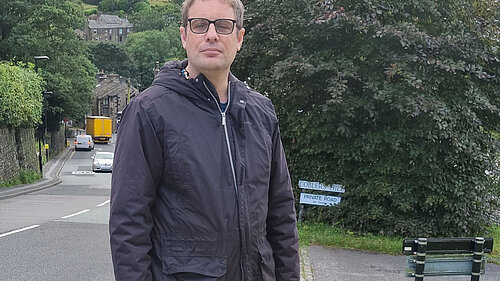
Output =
[{"x1": 182, "y1": 0, "x2": 244, "y2": 30}]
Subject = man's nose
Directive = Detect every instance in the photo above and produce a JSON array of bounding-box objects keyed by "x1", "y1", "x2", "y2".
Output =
[{"x1": 205, "y1": 23, "x2": 219, "y2": 41}]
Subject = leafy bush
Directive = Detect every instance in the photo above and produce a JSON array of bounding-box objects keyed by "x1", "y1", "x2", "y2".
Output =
[
  {"x1": 235, "y1": 0, "x2": 500, "y2": 236},
  {"x1": 0, "y1": 62, "x2": 43, "y2": 127},
  {"x1": 82, "y1": 0, "x2": 102, "y2": 6}
]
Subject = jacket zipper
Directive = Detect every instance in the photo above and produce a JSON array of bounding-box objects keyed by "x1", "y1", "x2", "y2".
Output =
[{"x1": 203, "y1": 81, "x2": 245, "y2": 281}]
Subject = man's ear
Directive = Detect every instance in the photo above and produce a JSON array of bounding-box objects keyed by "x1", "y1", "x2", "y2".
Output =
[
  {"x1": 237, "y1": 28, "x2": 245, "y2": 52},
  {"x1": 180, "y1": 26, "x2": 187, "y2": 49}
]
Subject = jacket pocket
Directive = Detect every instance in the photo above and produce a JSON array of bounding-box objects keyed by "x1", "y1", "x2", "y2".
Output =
[
  {"x1": 162, "y1": 256, "x2": 227, "y2": 281},
  {"x1": 257, "y1": 239, "x2": 276, "y2": 281}
]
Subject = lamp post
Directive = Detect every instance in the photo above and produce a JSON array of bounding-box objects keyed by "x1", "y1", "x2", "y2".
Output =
[{"x1": 34, "y1": 55, "x2": 49, "y2": 175}]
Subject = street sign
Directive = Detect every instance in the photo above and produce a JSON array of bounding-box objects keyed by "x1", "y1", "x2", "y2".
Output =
[
  {"x1": 298, "y1": 180, "x2": 345, "y2": 193},
  {"x1": 44, "y1": 144, "x2": 49, "y2": 149},
  {"x1": 300, "y1": 193, "x2": 341, "y2": 206},
  {"x1": 298, "y1": 179, "x2": 345, "y2": 222}
]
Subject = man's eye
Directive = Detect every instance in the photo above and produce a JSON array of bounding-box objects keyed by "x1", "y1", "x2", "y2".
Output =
[{"x1": 217, "y1": 24, "x2": 231, "y2": 30}]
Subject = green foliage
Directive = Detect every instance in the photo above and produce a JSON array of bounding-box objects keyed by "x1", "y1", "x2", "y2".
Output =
[
  {"x1": 84, "y1": 7, "x2": 98, "y2": 16},
  {"x1": 0, "y1": 169, "x2": 41, "y2": 188},
  {"x1": 86, "y1": 0, "x2": 182, "y2": 90},
  {"x1": 234, "y1": 0, "x2": 500, "y2": 236},
  {"x1": 98, "y1": 0, "x2": 147, "y2": 13},
  {"x1": 82, "y1": 0, "x2": 102, "y2": 5},
  {"x1": 1, "y1": 0, "x2": 97, "y2": 133},
  {"x1": 125, "y1": 26, "x2": 183, "y2": 90},
  {"x1": 298, "y1": 222, "x2": 500, "y2": 264},
  {"x1": 128, "y1": 2, "x2": 181, "y2": 32},
  {"x1": 298, "y1": 222, "x2": 401, "y2": 254},
  {"x1": 87, "y1": 41, "x2": 136, "y2": 78},
  {"x1": 0, "y1": 62, "x2": 43, "y2": 127}
]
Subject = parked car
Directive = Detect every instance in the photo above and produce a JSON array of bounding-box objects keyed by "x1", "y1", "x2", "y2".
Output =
[
  {"x1": 75, "y1": 135, "x2": 94, "y2": 151},
  {"x1": 91, "y1": 151, "x2": 114, "y2": 172}
]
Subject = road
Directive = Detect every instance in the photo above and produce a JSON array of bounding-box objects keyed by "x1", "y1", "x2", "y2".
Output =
[
  {"x1": 0, "y1": 141, "x2": 115, "y2": 281},
  {"x1": 2, "y1": 137, "x2": 500, "y2": 281}
]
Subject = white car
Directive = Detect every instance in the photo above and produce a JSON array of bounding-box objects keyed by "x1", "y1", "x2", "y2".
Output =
[
  {"x1": 92, "y1": 151, "x2": 114, "y2": 172},
  {"x1": 75, "y1": 135, "x2": 94, "y2": 151}
]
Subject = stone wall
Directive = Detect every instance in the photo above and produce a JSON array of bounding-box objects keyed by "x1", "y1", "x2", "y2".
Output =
[
  {"x1": 15, "y1": 127, "x2": 38, "y2": 171},
  {"x1": 49, "y1": 123, "x2": 66, "y2": 157},
  {"x1": 0, "y1": 127, "x2": 21, "y2": 182},
  {"x1": 0, "y1": 125, "x2": 66, "y2": 183}
]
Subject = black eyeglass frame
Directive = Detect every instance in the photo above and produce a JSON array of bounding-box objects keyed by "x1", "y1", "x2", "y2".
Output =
[{"x1": 187, "y1": 18, "x2": 237, "y2": 35}]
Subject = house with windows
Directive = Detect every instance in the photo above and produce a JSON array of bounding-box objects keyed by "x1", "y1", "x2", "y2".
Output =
[
  {"x1": 85, "y1": 14, "x2": 133, "y2": 42},
  {"x1": 93, "y1": 71, "x2": 139, "y2": 132}
]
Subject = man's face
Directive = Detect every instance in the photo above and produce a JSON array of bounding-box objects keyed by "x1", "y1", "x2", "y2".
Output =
[{"x1": 180, "y1": 0, "x2": 245, "y2": 77}]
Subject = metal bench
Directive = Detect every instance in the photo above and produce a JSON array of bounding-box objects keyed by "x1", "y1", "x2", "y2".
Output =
[{"x1": 403, "y1": 237, "x2": 494, "y2": 280}]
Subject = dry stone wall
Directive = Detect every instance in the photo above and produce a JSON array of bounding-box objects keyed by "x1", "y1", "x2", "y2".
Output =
[
  {"x1": 16, "y1": 127, "x2": 38, "y2": 171},
  {"x1": 49, "y1": 124, "x2": 66, "y2": 156},
  {"x1": 0, "y1": 127, "x2": 21, "y2": 181},
  {"x1": 1, "y1": 125, "x2": 66, "y2": 183}
]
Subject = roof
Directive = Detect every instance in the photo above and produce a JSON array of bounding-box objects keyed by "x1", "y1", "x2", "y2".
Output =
[
  {"x1": 93, "y1": 75, "x2": 138, "y2": 100},
  {"x1": 88, "y1": 14, "x2": 133, "y2": 29}
]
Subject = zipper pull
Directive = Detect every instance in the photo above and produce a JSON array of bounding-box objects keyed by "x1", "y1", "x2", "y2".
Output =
[{"x1": 222, "y1": 112, "x2": 226, "y2": 126}]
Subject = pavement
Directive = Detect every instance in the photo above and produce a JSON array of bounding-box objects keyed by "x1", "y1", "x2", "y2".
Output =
[{"x1": 2, "y1": 146, "x2": 500, "y2": 281}]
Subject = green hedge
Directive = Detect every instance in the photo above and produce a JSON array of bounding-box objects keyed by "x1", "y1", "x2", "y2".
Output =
[{"x1": 0, "y1": 62, "x2": 43, "y2": 127}]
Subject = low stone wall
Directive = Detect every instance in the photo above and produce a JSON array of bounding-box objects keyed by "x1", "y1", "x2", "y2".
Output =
[
  {"x1": 49, "y1": 123, "x2": 66, "y2": 157},
  {"x1": 0, "y1": 127, "x2": 21, "y2": 182},
  {"x1": 15, "y1": 127, "x2": 38, "y2": 171},
  {"x1": 0, "y1": 125, "x2": 67, "y2": 183}
]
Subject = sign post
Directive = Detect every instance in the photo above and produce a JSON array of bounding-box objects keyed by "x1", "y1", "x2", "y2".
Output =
[{"x1": 297, "y1": 180, "x2": 345, "y2": 222}]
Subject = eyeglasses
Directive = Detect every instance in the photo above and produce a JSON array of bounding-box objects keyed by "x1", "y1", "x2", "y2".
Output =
[{"x1": 187, "y1": 18, "x2": 237, "y2": 35}]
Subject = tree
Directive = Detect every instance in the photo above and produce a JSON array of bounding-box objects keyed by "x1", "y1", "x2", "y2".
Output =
[
  {"x1": 88, "y1": 41, "x2": 136, "y2": 79},
  {"x1": 128, "y1": 2, "x2": 181, "y2": 32},
  {"x1": 0, "y1": 0, "x2": 97, "y2": 132},
  {"x1": 125, "y1": 26, "x2": 183, "y2": 90},
  {"x1": 234, "y1": 0, "x2": 500, "y2": 236},
  {"x1": 0, "y1": 61, "x2": 43, "y2": 127},
  {"x1": 98, "y1": 0, "x2": 146, "y2": 13}
]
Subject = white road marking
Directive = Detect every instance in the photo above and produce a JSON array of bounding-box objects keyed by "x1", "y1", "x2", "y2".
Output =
[
  {"x1": 97, "y1": 200, "x2": 110, "y2": 207},
  {"x1": 0, "y1": 225, "x2": 40, "y2": 238},
  {"x1": 61, "y1": 209, "x2": 90, "y2": 219},
  {"x1": 72, "y1": 171, "x2": 94, "y2": 175}
]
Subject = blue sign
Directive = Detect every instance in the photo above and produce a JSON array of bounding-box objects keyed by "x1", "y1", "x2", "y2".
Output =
[{"x1": 299, "y1": 193, "x2": 342, "y2": 206}]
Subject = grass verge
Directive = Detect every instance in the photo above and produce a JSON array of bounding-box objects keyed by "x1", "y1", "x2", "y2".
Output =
[
  {"x1": 298, "y1": 222, "x2": 500, "y2": 264},
  {"x1": 0, "y1": 169, "x2": 41, "y2": 189}
]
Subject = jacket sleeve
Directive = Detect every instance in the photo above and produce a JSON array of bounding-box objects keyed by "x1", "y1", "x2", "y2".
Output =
[
  {"x1": 109, "y1": 98, "x2": 163, "y2": 281},
  {"x1": 267, "y1": 120, "x2": 300, "y2": 281}
]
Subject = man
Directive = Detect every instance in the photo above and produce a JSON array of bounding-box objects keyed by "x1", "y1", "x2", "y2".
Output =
[{"x1": 109, "y1": 0, "x2": 299, "y2": 280}]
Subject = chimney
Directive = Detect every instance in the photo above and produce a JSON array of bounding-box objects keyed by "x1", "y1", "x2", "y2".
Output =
[
  {"x1": 109, "y1": 73, "x2": 120, "y2": 82},
  {"x1": 96, "y1": 70, "x2": 106, "y2": 83}
]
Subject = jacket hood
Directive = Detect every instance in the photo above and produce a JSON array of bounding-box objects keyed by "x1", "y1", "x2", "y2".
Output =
[{"x1": 151, "y1": 60, "x2": 240, "y2": 103}]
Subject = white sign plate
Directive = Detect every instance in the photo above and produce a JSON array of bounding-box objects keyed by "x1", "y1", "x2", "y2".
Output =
[
  {"x1": 298, "y1": 180, "x2": 345, "y2": 193},
  {"x1": 300, "y1": 193, "x2": 341, "y2": 206}
]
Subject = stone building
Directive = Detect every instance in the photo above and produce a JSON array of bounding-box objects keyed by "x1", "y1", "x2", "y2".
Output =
[
  {"x1": 93, "y1": 71, "x2": 139, "y2": 132},
  {"x1": 86, "y1": 14, "x2": 133, "y2": 42}
]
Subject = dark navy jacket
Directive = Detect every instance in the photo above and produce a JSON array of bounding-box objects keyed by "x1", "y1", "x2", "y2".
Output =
[{"x1": 109, "y1": 60, "x2": 299, "y2": 281}]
